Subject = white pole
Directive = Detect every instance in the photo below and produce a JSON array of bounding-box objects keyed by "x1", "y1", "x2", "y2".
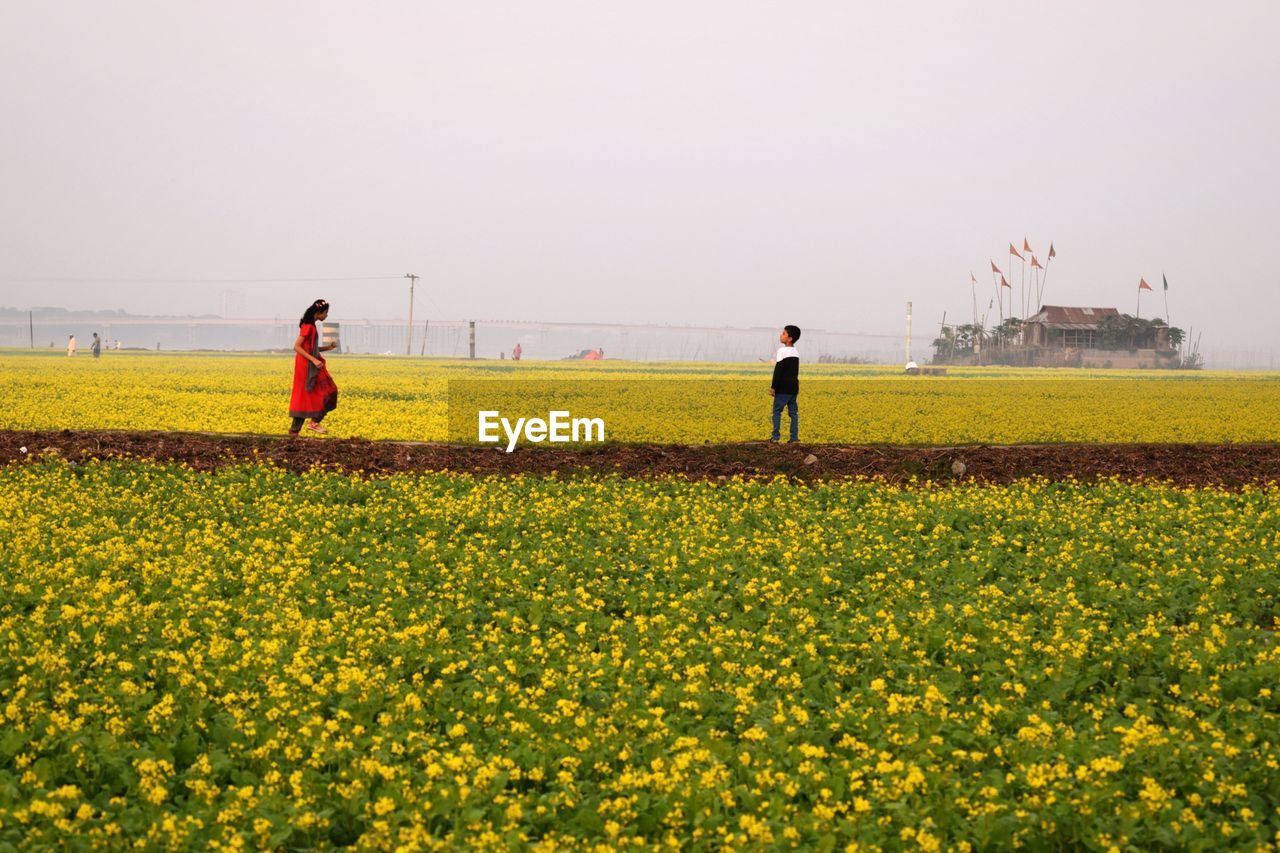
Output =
[
  {"x1": 906, "y1": 300, "x2": 913, "y2": 364},
  {"x1": 405, "y1": 273, "x2": 418, "y2": 355}
]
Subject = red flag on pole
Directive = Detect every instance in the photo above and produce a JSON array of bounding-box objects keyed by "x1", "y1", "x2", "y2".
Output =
[
  {"x1": 1139, "y1": 278, "x2": 1153, "y2": 291},
  {"x1": 1048, "y1": 243, "x2": 1056, "y2": 259},
  {"x1": 1000, "y1": 275, "x2": 1011, "y2": 288},
  {"x1": 1023, "y1": 237, "x2": 1033, "y2": 254},
  {"x1": 990, "y1": 260, "x2": 1002, "y2": 274},
  {"x1": 1030, "y1": 255, "x2": 1043, "y2": 269},
  {"x1": 1009, "y1": 244, "x2": 1024, "y2": 261},
  {"x1": 971, "y1": 272, "x2": 977, "y2": 283}
]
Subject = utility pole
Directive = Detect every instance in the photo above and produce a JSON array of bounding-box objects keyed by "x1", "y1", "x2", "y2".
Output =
[
  {"x1": 905, "y1": 301, "x2": 913, "y2": 364},
  {"x1": 404, "y1": 273, "x2": 418, "y2": 356},
  {"x1": 28, "y1": 311, "x2": 34, "y2": 348}
]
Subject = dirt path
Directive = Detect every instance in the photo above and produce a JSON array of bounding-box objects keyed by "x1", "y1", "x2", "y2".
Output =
[{"x1": 4, "y1": 429, "x2": 1280, "y2": 486}]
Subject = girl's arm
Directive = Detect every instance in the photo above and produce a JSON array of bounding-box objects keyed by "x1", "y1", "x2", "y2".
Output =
[{"x1": 294, "y1": 334, "x2": 322, "y2": 366}]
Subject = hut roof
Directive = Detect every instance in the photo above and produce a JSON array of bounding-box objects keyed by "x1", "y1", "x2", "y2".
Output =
[{"x1": 1025, "y1": 306, "x2": 1121, "y2": 330}]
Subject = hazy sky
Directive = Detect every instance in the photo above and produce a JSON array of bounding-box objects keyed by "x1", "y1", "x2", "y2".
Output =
[{"x1": 2, "y1": 2, "x2": 1277, "y2": 346}]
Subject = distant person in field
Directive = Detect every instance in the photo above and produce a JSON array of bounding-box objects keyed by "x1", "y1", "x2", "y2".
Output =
[
  {"x1": 512, "y1": 342, "x2": 522, "y2": 361},
  {"x1": 91, "y1": 333, "x2": 101, "y2": 358},
  {"x1": 67, "y1": 335, "x2": 76, "y2": 356},
  {"x1": 769, "y1": 325, "x2": 801, "y2": 443},
  {"x1": 289, "y1": 299, "x2": 339, "y2": 436}
]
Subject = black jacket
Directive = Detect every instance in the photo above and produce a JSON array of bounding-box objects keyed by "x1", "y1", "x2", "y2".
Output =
[{"x1": 771, "y1": 346, "x2": 799, "y2": 394}]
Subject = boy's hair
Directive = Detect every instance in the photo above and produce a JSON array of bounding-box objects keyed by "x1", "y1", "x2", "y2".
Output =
[{"x1": 784, "y1": 325, "x2": 801, "y2": 343}]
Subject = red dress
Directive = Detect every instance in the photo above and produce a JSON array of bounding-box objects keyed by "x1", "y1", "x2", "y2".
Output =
[{"x1": 289, "y1": 323, "x2": 339, "y2": 419}]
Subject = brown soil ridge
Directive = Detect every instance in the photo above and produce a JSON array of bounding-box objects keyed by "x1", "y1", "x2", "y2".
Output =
[{"x1": 3, "y1": 429, "x2": 1280, "y2": 486}]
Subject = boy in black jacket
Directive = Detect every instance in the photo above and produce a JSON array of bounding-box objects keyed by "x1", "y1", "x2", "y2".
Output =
[{"x1": 769, "y1": 325, "x2": 801, "y2": 442}]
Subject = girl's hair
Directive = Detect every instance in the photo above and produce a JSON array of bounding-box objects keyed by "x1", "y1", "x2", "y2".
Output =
[{"x1": 300, "y1": 299, "x2": 330, "y2": 327}]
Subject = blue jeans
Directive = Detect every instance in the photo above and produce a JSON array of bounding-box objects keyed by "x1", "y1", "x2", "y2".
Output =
[{"x1": 771, "y1": 393, "x2": 798, "y2": 441}]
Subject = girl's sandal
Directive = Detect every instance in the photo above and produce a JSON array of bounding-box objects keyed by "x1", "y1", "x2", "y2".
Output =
[{"x1": 305, "y1": 422, "x2": 328, "y2": 435}]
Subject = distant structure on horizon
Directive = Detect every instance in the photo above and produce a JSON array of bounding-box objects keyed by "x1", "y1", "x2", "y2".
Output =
[
  {"x1": 932, "y1": 305, "x2": 1196, "y2": 369},
  {"x1": 1023, "y1": 306, "x2": 1122, "y2": 351}
]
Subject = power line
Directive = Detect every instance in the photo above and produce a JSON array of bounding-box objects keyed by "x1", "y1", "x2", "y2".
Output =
[{"x1": 0, "y1": 275, "x2": 406, "y2": 284}]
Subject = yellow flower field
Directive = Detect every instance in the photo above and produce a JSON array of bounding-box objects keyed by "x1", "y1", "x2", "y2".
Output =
[
  {"x1": 1, "y1": 350, "x2": 1278, "y2": 444},
  {"x1": 1, "y1": 460, "x2": 1277, "y2": 848}
]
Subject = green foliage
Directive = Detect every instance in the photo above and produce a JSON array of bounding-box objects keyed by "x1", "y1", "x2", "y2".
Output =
[
  {"x1": 1095, "y1": 314, "x2": 1184, "y2": 352},
  {"x1": 1, "y1": 461, "x2": 1278, "y2": 847}
]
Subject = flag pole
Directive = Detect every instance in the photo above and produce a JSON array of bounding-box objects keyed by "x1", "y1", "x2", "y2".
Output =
[
  {"x1": 1017, "y1": 242, "x2": 1025, "y2": 321},
  {"x1": 1014, "y1": 247, "x2": 1021, "y2": 320},
  {"x1": 971, "y1": 274, "x2": 978, "y2": 331},
  {"x1": 1009, "y1": 246, "x2": 1018, "y2": 322},
  {"x1": 1163, "y1": 273, "x2": 1170, "y2": 324},
  {"x1": 998, "y1": 274, "x2": 1012, "y2": 346},
  {"x1": 1136, "y1": 281, "x2": 1141, "y2": 319},
  {"x1": 1020, "y1": 253, "x2": 1027, "y2": 321},
  {"x1": 991, "y1": 266, "x2": 1003, "y2": 328},
  {"x1": 1041, "y1": 243, "x2": 1054, "y2": 307}
]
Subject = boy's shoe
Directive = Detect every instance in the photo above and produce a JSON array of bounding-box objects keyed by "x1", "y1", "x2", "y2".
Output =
[
  {"x1": 767, "y1": 437, "x2": 780, "y2": 443},
  {"x1": 788, "y1": 439, "x2": 800, "y2": 443}
]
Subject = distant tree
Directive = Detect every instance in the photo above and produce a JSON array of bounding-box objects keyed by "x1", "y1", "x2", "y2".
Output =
[
  {"x1": 931, "y1": 327, "x2": 956, "y2": 362},
  {"x1": 931, "y1": 323, "x2": 989, "y2": 362},
  {"x1": 993, "y1": 317, "x2": 1023, "y2": 348},
  {"x1": 1097, "y1": 314, "x2": 1166, "y2": 350},
  {"x1": 1092, "y1": 315, "x2": 1186, "y2": 351},
  {"x1": 955, "y1": 323, "x2": 985, "y2": 354}
]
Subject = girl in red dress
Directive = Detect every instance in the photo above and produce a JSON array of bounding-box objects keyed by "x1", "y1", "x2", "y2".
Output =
[{"x1": 289, "y1": 299, "x2": 339, "y2": 436}]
